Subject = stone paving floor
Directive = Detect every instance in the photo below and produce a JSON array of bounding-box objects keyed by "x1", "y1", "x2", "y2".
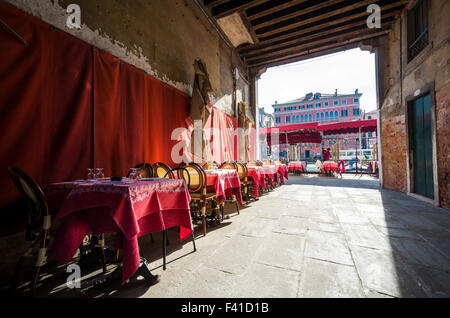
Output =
[{"x1": 7, "y1": 174, "x2": 450, "y2": 298}]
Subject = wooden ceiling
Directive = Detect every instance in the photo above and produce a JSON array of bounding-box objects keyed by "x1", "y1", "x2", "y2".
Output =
[{"x1": 203, "y1": 0, "x2": 408, "y2": 70}]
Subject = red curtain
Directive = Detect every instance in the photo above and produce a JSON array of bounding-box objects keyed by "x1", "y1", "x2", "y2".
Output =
[
  {"x1": 0, "y1": 2, "x2": 93, "y2": 234},
  {"x1": 0, "y1": 1, "x2": 244, "y2": 234}
]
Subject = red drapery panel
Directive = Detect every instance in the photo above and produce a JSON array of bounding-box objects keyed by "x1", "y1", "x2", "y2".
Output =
[
  {"x1": 207, "y1": 107, "x2": 238, "y2": 163},
  {"x1": 0, "y1": 2, "x2": 92, "y2": 233},
  {"x1": 119, "y1": 62, "x2": 145, "y2": 172},
  {"x1": 93, "y1": 49, "x2": 122, "y2": 176},
  {"x1": 144, "y1": 76, "x2": 191, "y2": 167}
]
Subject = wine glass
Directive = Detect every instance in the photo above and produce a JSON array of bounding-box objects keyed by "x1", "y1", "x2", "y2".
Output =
[
  {"x1": 95, "y1": 168, "x2": 104, "y2": 179},
  {"x1": 129, "y1": 168, "x2": 138, "y2": 180},
  {"x1": 87, "y1": 168, "x2": 95, "y2": 180}
]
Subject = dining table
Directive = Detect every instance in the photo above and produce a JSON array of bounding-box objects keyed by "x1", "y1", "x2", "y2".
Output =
[
  {"x1": 204, "y1": 169, "x2": 243, "y2": 206},
  {"x1": 246, "y1": 166, "x2": 266, "y2": 198},
  {"x1": 261, "y1": 165, "x2": 278, "y2": 188},
  {"x1": 276, "y1": 164, "x2": 288, "y2": 183},
  {"x1": 321, "y1": 161, "x2": 339, "y2": 173},
  {"x1": 49, "y1": 177, "x2": 193, "y2": 285},
  {"x1": 288, "y1": 161, "x2": 304, "y2": 173}
]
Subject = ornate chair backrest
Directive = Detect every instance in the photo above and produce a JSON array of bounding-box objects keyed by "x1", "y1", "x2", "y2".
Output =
[
  {"x1": 219, "y1": 161, "x2": 238, "y2": 172},
  {"x1": 180, "y1": 162, "x2": 207, "y2": 193},
  {"x1": 153, "y1": 162, "x2": 174, "y2": 179},
  {"x1": 203, "y1": 161, "x2": 219, "y2": 170},
  {"x1": 164, "y1": 167, "x2": 191, "y2": 189},
  {"x1": 127, "y1": 163, "x2": 153, "y2": 178},
  {"x1": 236, "y1": 161, "x2": 247, "y2": 181},
  {"x1": 8, "y1": 166, "x2": 49, "y2": 240},
  {"x1": 264, "y1": 160, "x2": 273, "y2": 165},
  {"x1": 256, "y1": 160, "x2": 264, "y2": 166},
  {"x1": 275, "y1": 160, "x2": 283, "y2": 165},
  {"x1": 246, "y1": 161, "x2": 259, "y2": 167}
]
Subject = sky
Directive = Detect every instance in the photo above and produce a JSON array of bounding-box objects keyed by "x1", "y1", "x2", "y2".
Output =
[{"x1": 257, "y1": 48, "x2": 377, "y2": 114}]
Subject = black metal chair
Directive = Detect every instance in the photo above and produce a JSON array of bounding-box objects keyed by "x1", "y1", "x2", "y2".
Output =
[{"x1": 8, "y1": 166, "x2": 107, "y2": 296}]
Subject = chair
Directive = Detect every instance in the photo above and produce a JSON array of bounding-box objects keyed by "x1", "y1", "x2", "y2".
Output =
[
  {"x1": 153, "y1": 162, "x2": 174, "y2": 178},
  {"x1": 264, "y1": 160, "x2": 273, "y2": 165},
  {"x1": 127, "y1": 163, "x2": 153, "y2": 178},
  {"x1": 7, "y1": 166, "x2": 107, "y2": 297},
  {"x1": 202, "y1": 161, "x2": 219, "y2": 170},
  {"x1": 218, "y1": 161, "x2": 240, "y2": 218},
  {"x1": 180, "y1": 162, "x2": 218, "y2": 236},
  {"x1": 236, "y1": 161, "x2": 249, "y2": 205}
]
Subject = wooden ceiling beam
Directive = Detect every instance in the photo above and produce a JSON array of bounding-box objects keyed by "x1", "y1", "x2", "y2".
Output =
[
  {"x1": 242, "y1": 11, "x2": 398, "y2": 56},
  {"x1": 253, "y1": 0, "x2": 347, "y2": 29},
  {"x1": 212, "y1": 0, "x2": 269, "y2": 19},
  {"x1": 247, "y1": 0, "x2": 308, "y2": 21},
  {"x1": 249, "y1": 43, "x2": 359, "y2": 70},
  {"x1": 239, "y1": 2, "x2": 405, "y2": 51},
  {"x1": 247, "y1": 31, "x2": 388, "y2": 68},
  {"x1": 254, "y1": 0, "x2": 407, "y2": 37},
  {"x1": 205, "y1": 0, "x2": 229, "y2": 8},
  {"x1": 246, "y1": 26, "x2": 391, "y2": 63}
]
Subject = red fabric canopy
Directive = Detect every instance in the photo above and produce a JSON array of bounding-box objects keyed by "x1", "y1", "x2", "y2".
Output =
[
  {"x1": 259, "y1": 122, "x2": 318, "y2": 134},
  {"x1": 317, "y1": 119, "x2": 377, "y2": 135}
]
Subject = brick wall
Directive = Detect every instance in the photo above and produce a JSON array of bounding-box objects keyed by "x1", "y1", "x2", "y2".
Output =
[
  {"x1": 381, "y1": 114, "x2": 407, "y2": 193},
  {"x1": 436, "y1": 83, "x2": 450, "y2": 210}
]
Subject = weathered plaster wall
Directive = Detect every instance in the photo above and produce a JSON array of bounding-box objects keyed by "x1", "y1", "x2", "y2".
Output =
[
  {"x1": 378, "y1": 0, "x2": 450, "y2": 208},
  {"x1": 4, "y1": 0, "x2": 250, "y2": 115}
]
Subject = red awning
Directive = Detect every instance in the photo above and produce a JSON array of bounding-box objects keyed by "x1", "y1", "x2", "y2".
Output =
[
  {"x1": 317, "y1": 119, "x2": 377, "y2": 135},
  {"x1": 259, "y1": 122, "x2": 318, "y2": 134}
]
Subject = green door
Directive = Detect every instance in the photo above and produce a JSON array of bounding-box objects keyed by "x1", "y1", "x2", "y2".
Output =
[{"x1": 412, "y1": 94, "x2": 434, "y2": 199}]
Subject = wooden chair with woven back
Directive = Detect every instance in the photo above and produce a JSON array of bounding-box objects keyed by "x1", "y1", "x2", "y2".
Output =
[
  {"x1": 218, "y1": 161, "x2": 240, "y2": 219},
  {"x1": 179, "y1": 162, "x2": 218, "y2": 236},
  {"x1": 7, "y1": 166, "x2": 107, "y2": 297},
  {"x1": 152, "y1": 162, "x2": 174, "y2": 179},
  {"x1": 202, "y1": 161, "x2": 219, "y2": 170},
  {"x1": 235, "y1": 161, "x2": 249, "y2": 205},
  {"x1": 127, "y1": 162, "x2": 153, "y2": 178}
]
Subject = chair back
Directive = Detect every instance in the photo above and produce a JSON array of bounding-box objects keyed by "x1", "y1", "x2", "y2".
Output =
[
  {"x1": 180, "y1": 162, "x2": 207, "y2": 193},
  {"x1": 127, "y1": 163, "x2": 153, "y2": 178},
  {"x1": 264, "y1": 160, "x2": 273, "y2": 165},
  {"x1": 236, "y1": 161, "x2": 247, "y2": 181},
  {"x1": 8, "y1": 166, "x2": 49, "y2": 240},
  {"x1": 203, "y1": 161, "x2": 219, "y2": 170},
  {"x1": 164, "y1": 167, "x2": 191, "y2": 189},
  {"x1": 219, "y1": 161, "x2": 238, "y2": 172},
  {"x1": 153, "y1": 162, "x2": 174, "y2": 178}
]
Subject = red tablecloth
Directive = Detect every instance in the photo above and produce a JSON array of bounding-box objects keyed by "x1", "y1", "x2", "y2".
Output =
[
  {"x1": 247, "y1": 166, "x2": 266, "y2": 197},
  {"x1": 321, "y1": 161, "x2": 339, "y2": 173},
  {"x1": 276, "y1": 164, "x2": 288, "y2": 183},
  {"x1": 288, "y1": 161, "x2": 304, "y2": 173},
  {"x1": 51, "y1": 178, "x2": 193, "y2": 284},
  {"x1": 262, "y1": 165, "x2": 278, "y2": 188},
  {"x1": 205, "y1": 169, "x2": 243, "y2": 206}
]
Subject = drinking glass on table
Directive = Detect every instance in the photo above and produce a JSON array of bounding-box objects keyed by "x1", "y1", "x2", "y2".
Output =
[
  {"x1": 95, "y1": 168, "x2": 105, "y2": 179},
  {"x1": 129, "y1": 168, "x2": 138, "y2": 180},
  {"x1": 87, "y1": 168, "x2": 95, "y2": 180}
]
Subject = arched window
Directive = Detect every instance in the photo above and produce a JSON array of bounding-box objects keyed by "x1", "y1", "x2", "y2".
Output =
[
  {"x1": 286, "y1": 116, "x2": 290, "y2": 123},
  {"x1": 316, "y1": 113, "x2": 320, "y2": 121},
  {"x1": 330, "y1": 112, "x2": 334, "y2": 120},
  {"x1": 321, "y1": 112, "x2": 324, "y2": 121},
  {"x1": 334, "y1": 111, "x2": 339, "y2": 119},
  {"x1": 296, "y1": 115, "x2": 300, "y2": 122},
  {"x1": 308, "y1": 114, "x2": 312, "y2": 122},
  {"x1": 325, "y1": 112, "x2": 329, "y2": 120}
]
